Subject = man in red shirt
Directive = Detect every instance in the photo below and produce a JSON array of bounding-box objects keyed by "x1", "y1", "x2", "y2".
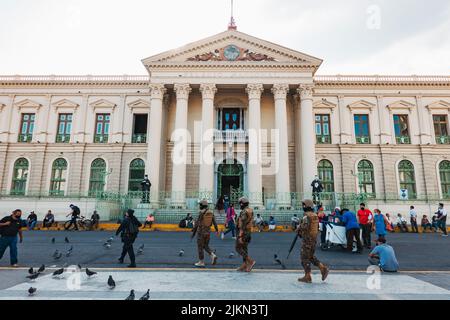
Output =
[{"x1": 357, "y1": 203, "x2": 373, "y2": 249}]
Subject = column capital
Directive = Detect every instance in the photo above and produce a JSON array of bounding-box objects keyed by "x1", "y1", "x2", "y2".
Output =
[
  {"x1": 297, "y1": 84, "x2": 314, "y2": 100},
  {"x1": 199, "y1": 84, "x2": 217, "y2": 100},
  {"x1": 271, "y1": 84, "x2": 289, "y2": 100},
  {"x1": 150, "y1": 84, "x2": 167, "y2": 100},
  {"x1": 246, "y1": 84, "x2": 264, "y2": 100},
  {"x1": 174, "y1": 83, "x2": 192, "y2": 100}
]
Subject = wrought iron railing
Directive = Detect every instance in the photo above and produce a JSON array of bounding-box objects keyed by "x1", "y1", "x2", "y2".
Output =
[
  {"x1": 436, "y1": 136, "x2": 450, "y2": 145},
  {"x1": 18, "y1": 134, "x2": 33, "y2": 143},
  {"x1": 213, "y1": 130, "x2": 248, "y2": 143},
  {"x1": 356, "y1": 136, "x2": 371, "y2": 144},
  {"x1": 316, "y1": 135, "x2": 331, "y2": 144},
  {"x1": 396, "y1": 136, "x2": 411, "y2": 144},
  {"x1": 132, "y1": 134, "x2": 147, "y2": 144},
  {"x1": 94, "y1": 134, "x2": 109, "y2": 144},
  {"x1": 56, "y1": 134, "x2": 71, "y2": 143}
]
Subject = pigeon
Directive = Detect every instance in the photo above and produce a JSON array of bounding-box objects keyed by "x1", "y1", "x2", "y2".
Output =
[
  {"x1": 28, "y1": 287, "x2": 37, "y2": 296},
  {"x1": 26, "y1": 273, "x2": 40, "y2": 281},
  {"x1": 51, "y1": 238, "x2": 55, "y2": 244},
  {"x1": 178, "y1": 249, "x2": 185, "y2": 257},
  {"x1": 28, "y1": 267, "x2": 34, "y2": 275},
  {"x1": 65, "y1": 237, "x2": 70, "y2": 243},
  {"x1": 228, "y1": 252, "x2": 235, "y2": 259},
  {"x1": 37, "y1": 265, "x2": 45, "y2": 273},
  {"x1": 104, "y1": 243, "x2": 112, "y2": 249},
  {"x1": 137, "y1": 244, "x2": 144, "y2": 256},
  {"x1": 139, "y1": 289, "x2": 150, "y2": 301},
  {"x1": 86, "y1": 268, "x2": 97, "y2": 277},
  {"x1": 66, "y1": 246, "x2": 73, "y2": 257},
  {"x1": 125, "y1": 290, "x2": 135, "y2": 300},
  {"x1": 274, "y1": 254, "x2": 287, "y2": 270},
  {"x1": 54, "y1": 252, "x2": 63, "y2": 260},
  {"x1": 52, "y1": 250, "x2": 60, "y2": 258},
  {"x1": 107, "y1": 275, "x2": 116, "y2": 289},
  {"x1": 52, "y1": 268, "x2": 64, "y2": 277}
]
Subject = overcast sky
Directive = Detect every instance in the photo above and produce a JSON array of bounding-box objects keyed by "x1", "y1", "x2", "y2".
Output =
[{"x1": 1, "y1": 0, "x2": 449, "y2": 75}]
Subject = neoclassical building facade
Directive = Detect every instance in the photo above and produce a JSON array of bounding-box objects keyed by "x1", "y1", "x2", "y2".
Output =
[{"x1": 0, "y1": 29, "x2": 449, "y2": 219}]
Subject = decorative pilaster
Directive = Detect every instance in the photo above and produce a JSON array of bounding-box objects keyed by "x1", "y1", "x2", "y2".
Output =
[
  {"x1": 199, "y1": 84, "x2": 217, "y2": 202},
  {"x1": 416, "y1": 95, "x2": 432, "y2": 144},
  {"x1": 171, "y1": 84, "x2": 191, "y2": 208},
  {"x1": 376, "y1": 95, "x2": 391, "y2": 144},
  {"x1": 338, "y1": 95, "x2": 352, "y2": 144},
  {"x1": 298, "y1": 84, "x2": 317, "y2": 196},
  {"x1": 246, "y1": 84, "x2": 264, "y2": 209},
  {"x1": 271, "y1": 84, "x2": 291, "y2": 208},
  {"x1": 148, "y1": 84, "x2": 167, "y2": 208}
]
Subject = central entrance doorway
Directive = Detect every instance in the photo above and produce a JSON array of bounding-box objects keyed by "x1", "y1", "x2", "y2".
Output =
[{"x1": 217, "y1": 159, "x2": 244, "y2": 205}]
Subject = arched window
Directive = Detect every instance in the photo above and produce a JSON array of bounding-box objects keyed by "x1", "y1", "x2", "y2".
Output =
[
  {"x1": 50, "y1": 158, "x2": 68, "y2": 196},
  {"x1": 439, "y1": 160, "x2": 450, "y2": 199},
  {"x1": 317, "y1": 160, "x2": 334, "y2": 192},
  {"x1": 357, "y1": 160, "x2": 375, "y2": 196},
  {"x1": 88, "y1": 158, "x2": 106, "y2": 196},
  {"x1": 398, "y1": 160, "x2": 417, "y2": 199},
  {"x1": 128, "y1": 159, "x2": 145, "y2": 192},
  {"x1": 11, "y1": 158, "x2": 29, "y2": 195}
]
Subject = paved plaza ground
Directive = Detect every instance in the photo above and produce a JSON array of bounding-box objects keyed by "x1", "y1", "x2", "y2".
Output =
[{"x1": 0, "y1": 231, "x2": 449, "y2": 300}]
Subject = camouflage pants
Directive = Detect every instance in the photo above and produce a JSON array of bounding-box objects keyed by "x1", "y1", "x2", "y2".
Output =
[
  {"x1": 197, "y1": 233, "x2": 213, "y2": 261},
  {"x1": 301, "y1": 239, "x2": 321, "y2": 273},
  {"x1": 235, "y1": 233, "x2": 251, "y2": 261}
]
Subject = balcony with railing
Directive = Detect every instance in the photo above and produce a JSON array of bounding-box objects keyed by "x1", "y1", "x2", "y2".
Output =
[
  {"x1": 356, "y1": 136, "x2": 371, "y2": 144},
  {"x1": 18, "y1": 134, "x2": 33, "y2": 143},
  {"x1": 94, "y1": 134, "x2": 109, "y2": 144},
  {"x1": 436, "y1": 136, "x2": 450, "y2": 145},
  {"x1": 214, "y1": 130, "x2": 248, "y2": 143},
  {"x1": 132, "y1": 134, "x2": 147, "y2": 144},
  {"x1": 396, "y1": 136, "x2": 411, "y2": 145},
  {"x1": 56, "y1": 134, "x2": 71, "y2": 143},
  {"x1": 316, "y1": 135, "x2": 331, "y2": 144}
]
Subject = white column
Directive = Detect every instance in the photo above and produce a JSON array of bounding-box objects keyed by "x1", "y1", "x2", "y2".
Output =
[
  {"x1": 148, "y1": 84, "x2": 167, "y2": 208},
  {"x1": 298, "y1": 85, "x2": 317, "y2": 196},
  {"x1": 416, "y1": 95, "x2": 432, "y2": 144},
  {"x1": 0, "y1": 95, "x2": 14, "y2": 142},
  {"x1": 199, "y1": 84, "x2": 217, "y2": 202},
  {"x1": 35, "y1": 95, "x2": 52, "y2": 143},
  {"x1": 112, "y1": 95, "x2": 126, "y2": 143},
  {"x1": 171, "y1": 84, "x2": 191, "y2": 208},
  {"x1": 377, "y1": 95, "x2": 391, "y2": 144},
  {"x1": 246, "y1": 84, "x2": 264, "y2": 209},
  {"x1": 338, "y1": 95, "x2": 352, "y2": 144},
  {"x1": 271, "y1": 84, "x2": 291, "y2": 208},
  {"x1": 74, "y1": 95, "x2": 89, "y2": 143}
]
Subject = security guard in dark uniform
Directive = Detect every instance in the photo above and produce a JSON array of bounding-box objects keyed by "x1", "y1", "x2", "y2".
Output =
[
  {"x1": 236, "y1": 197, "x2": 256, "y2": 272},
  {"x1": 297, "y1": 199, "x2": 329, "y2": 283},
  {"x1": 191, "y1": 200, "x2": 218, "y2": 268}
]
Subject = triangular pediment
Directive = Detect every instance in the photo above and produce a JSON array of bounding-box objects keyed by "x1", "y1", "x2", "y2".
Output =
[
  {"x1": 387, "y1": 100, "x2": 415, "y2": 112},
  {"x1": 90, "y1": 99, "x2": 117, "y2": 109},
  {"x1": 52, "y1": 99, "x2": 79, "y2": 109},
  {"x1": 142, "y1": 29, "x2": 322, "y2": 70},
  {"x1": 347, "y1": 100, "x2": 376, "y2": 111},
  {"x1": 314, "y1": 99, "x2": 337, "y2": 111},
  {"x1": 14, "y1": 99, "x2": 42, "y2": 109},
  {"x1": 128, "y1": 99, "x2": 150, "y2": 109},
  {"x1": 427, "y1": 100, "x2": 450, "y2": 111}
]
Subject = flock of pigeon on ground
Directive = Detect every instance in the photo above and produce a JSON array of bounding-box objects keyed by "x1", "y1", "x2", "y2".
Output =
[
  {"x1": 24, "y1": 234, "x2": 289, "y2": 299},
  {"x1": 25, "y1": 236, "x2": 150, "y2": 300}
]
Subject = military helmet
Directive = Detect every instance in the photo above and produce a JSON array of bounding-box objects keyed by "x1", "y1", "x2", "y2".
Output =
[
  {"x1": 199, "y1": 199, "x2": 209, "y2": 207},
  {"x1": 302, "y1": 199, "x2": 315, "y2": 209},
  {"x1": 238, "y1": 197, "x2": 250, "y2": 205}
]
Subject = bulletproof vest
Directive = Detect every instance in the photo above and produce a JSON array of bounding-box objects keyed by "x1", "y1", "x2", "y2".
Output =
[
  {"x1": 200, "y1": 210, "x2": 214, "y2": 228},
  {"x1": 304, "y1": 212, "x2": 319, "y2": 239},
  {"x1": 238, "y1": 207, "x2": 254, "y2": 232}
]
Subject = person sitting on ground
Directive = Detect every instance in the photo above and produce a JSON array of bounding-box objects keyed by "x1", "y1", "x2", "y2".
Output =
[
  {"x1": 254, "y1": 214, "x2": 266, "y2": 232},
  {"x1": 368, "y1": 237, "x2": 399, "y2": 273},
  {"x1": 91, "y1": 210, "x2": 100, "y2": 230},
  {"x1": 396, "y1": 214, "x2": 409, "y2": 233},
  {"x1": 421, "y1": 215, "x2": 433, "y2": 232},
  {"x1": 42, "y1": 210, "x2": 55, "y2": 228},
  {"x1": 144, "y1": 213, "x2": 155, "y2": 229},
  {"x1": 291, "y1": 214, "x2": 300, "y2": 231},
  {"x1": 268, "y1": 216, "x2": 276, "y2": 231},
  {"x1": 385, "y1": 213, "x2": 395, "y2": 232},
  {"x1": 26, "y1": 211, "x2": 38, "y2": 231},
  {"x1": 179, "y1": 213, "x2": 194, "y2": 229},
  {"x1": 373, "y1": 209, "x2": 388, "y2": 240}
]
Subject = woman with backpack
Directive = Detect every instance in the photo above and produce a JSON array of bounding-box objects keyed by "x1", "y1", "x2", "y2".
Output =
[{"x1": 116, "y1": 209, "x2": 142, "y2": 268}]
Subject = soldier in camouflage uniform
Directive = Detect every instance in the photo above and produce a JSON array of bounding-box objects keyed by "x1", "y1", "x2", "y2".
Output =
[
  {"x1": 296, "y1": 199, "x2": 329, "y2": 283},
  {"x1": 235, "y1": 197, "x2": 256, "y2": 272},
  {"x1": 191, "y1": 200, "x2": 219, "y2": 268}
]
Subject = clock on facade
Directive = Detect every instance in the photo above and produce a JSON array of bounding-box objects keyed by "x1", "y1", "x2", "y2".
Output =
[{"x1": 223, "y1": 45, "x2": 241, "y2": 61}]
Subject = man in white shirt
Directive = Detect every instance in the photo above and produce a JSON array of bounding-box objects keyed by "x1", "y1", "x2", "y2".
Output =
[
  {"x1": 396, "y1": 214, "x2": 409, "y2": 233},
  {"x1": 408, "y1": 206, "x2": 419, "y2": 233},
  {"x1": 437, "y1": 203, "x2": 448, "y2": 237}
]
